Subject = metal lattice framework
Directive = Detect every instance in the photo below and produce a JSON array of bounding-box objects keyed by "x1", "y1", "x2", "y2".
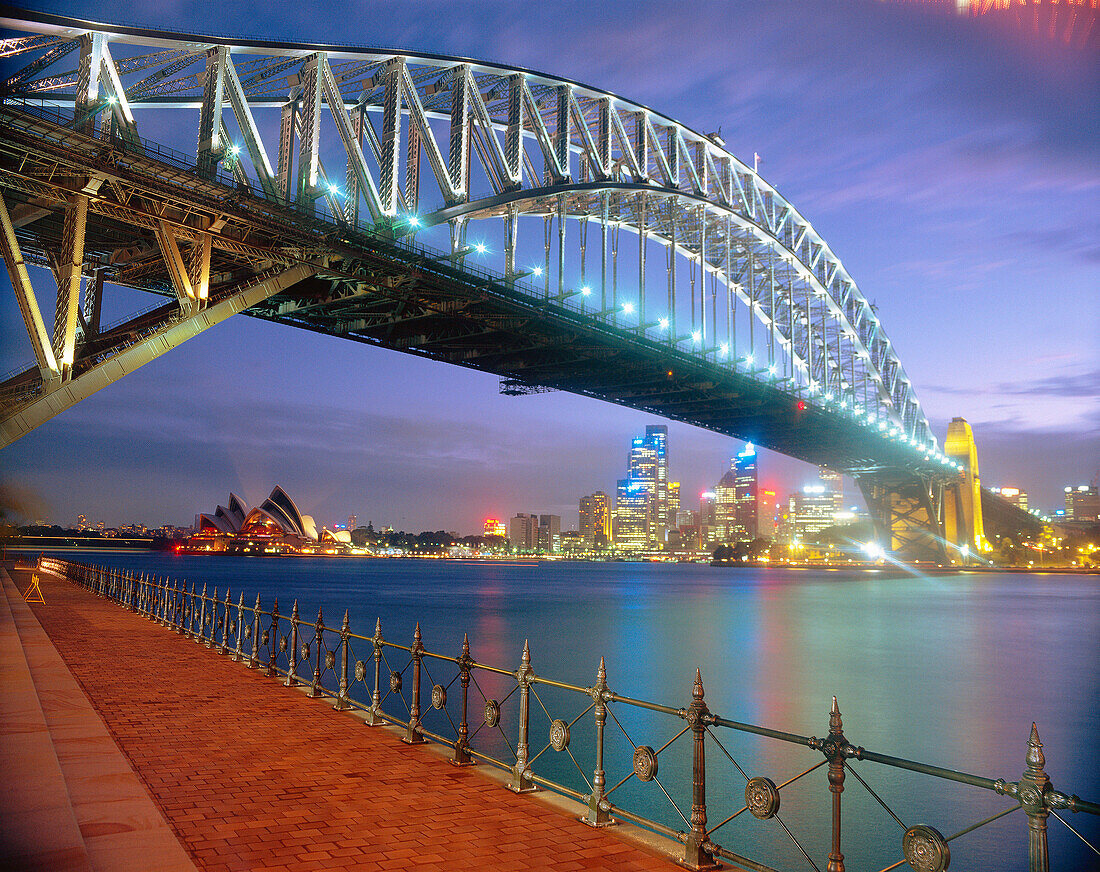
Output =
[{"x1": 0, "y1": 12, "x2": 968, "y2": 491}]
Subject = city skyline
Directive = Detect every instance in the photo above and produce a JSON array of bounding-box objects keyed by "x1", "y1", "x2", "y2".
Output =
[{"x1": 1, "y1": 0, "x2": 1096, "y2": 533}]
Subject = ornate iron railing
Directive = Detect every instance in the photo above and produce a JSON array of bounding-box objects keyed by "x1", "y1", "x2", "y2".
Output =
[{"x1": 38, "y1": 557, "x2": 1099, "y2": 872}]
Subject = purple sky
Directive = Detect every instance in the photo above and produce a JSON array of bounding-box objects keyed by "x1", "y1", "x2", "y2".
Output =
[{"x1": 1, "y1": 0, "x2": 1097, "y2": 532}]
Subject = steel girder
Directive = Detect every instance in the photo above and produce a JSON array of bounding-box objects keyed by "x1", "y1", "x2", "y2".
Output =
[{"x1": 0, "y1": 11, "x2": 959, "y2": 487}]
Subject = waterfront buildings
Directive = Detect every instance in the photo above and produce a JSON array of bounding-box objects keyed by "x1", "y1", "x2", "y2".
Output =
[
  {"x1": 579, "y1": 492, "x2": 611, "y2": 546},
  {"x1": 509, "y1": 513, "x2": 539, "y2": 551},
  {"x1": 1064, "y1": 485, "x2": 1099, "y2": 522},
  {"x1": 990, "y1": 487, "x2": 1028, "y2": 512}
]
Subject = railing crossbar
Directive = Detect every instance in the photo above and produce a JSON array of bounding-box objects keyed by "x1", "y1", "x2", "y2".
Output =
[
  {"x1": 1051, "y1": 810, "x2": 1100, "y2": 856},
  {"x1": 844, "y1": 760, "x2": 906, "y2": 830}
]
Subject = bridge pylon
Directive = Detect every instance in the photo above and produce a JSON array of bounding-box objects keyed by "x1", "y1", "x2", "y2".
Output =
[{"x1": 943, "y1": 417, "x2": 988, "y2": 562}]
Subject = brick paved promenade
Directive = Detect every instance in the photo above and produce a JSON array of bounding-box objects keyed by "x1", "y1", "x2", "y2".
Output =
[{"x1": 3, "y1": 567, "x2": 674, "y2": 872}]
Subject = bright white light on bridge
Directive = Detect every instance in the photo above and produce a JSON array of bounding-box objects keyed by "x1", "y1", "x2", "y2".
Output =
[
  {"x1": 328, "y1": 183, "x2": 341, "y2": 196},
  {"x1": 229, "y1": 144, "x2": 241, "y2": 156},
  {"x1": 768, "y1": 364, "x2": 776, "y2": 375},
  {"x1": 581, "y1": 286, "x2": 592, "y2": 296},
  {"x1": 475, "y1": 242, "x2": 487, "y2": 254},
  {"x1": 745, "y1": 354, "x2": 754, "y2": 365},
  {"x1": 824, "y1": 392, "x2": 833, "y2": 401},
  {"x1": 721, "y1": 343, "x2": 730, "y2": 355},
  {"x1": 623, "y1": 302, "x2": 635, "y2": 315},
  {"x1": 107, "y1": 94, "x2": 117, "y2": 105},
  {"x1": 862, "y1": 542, "x2": 885, "y2": 561},
  {"x1": 532, "y1": 266, "x2": 543, "y2": 277},
  {"x1": 691, "y1": 330, "x2": 702, "y2": 343},
  {"x1": 659, "y1": 318, "x2": 670, "y2": 330},
  {"x1": 408, "y1": 216, "x2": 420, "y2": 228}
]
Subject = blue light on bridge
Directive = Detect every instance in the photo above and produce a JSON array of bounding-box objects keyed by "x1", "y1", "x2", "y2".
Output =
[
  {"x1": 532, "y1": 266, "x2": 543, "y2": 277},
  {"x1": 623, "y1": 302, "x2": 635, "y2": 315}
]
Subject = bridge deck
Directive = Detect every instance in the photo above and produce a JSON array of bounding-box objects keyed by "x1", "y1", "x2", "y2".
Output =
[{"x1": 5, "y1": 567, "x2": 673, "y2": 872}]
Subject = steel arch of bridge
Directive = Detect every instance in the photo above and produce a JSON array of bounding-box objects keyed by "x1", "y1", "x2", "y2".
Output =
[{"x1": 0, "y1": 12, "x2": 962, "y2": 490}]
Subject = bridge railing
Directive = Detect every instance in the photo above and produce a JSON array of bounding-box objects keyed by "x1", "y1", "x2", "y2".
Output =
[{"x1": 36, "y1": 557, "x2": 1100, "y2": 871}]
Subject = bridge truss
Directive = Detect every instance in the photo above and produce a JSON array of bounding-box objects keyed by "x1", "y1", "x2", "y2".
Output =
[{"x1": 0, "y1": 12, "x2": 982, "y2": 559}]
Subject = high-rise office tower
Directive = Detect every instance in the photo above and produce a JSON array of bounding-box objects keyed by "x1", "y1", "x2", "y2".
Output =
[
  {"x1": 580, "y1": 492, "x2": 611, "y2": 545},
  {"x1": 668, "y1": 481, "x2": 680, "y2": 528},
  {"x1": 614, "y1": 479, "x2": 650, "y2": 550},
  {"x1": 700, "y1": 491, "x2": 718, "y2": 546},
  {"x1": 818, "y1": 467, "x2": 843, "y2": 511},
  {"x1": 645, "y1": 425, "x2": 669, "y2": 543},
  {"x1": 735, "y1": 444, "x2": 759, "y2": 540},
  {"x1": 509, "y1": 513, "x2": 539, "y2": 551},
  {"x1": 623, "y1": 425, "x2": 670, "y2": 546},
  {"x1": 1065, "y1": 485, "x2": 1099, "y2": 522},
  {"x1": 538, "y1": 514, "x2": 561, "y2": 553}
]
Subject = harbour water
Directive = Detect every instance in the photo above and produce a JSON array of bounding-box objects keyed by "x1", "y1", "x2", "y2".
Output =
[{"x1": 28, "y1": 551, "x2": 1100, "y2": 871}]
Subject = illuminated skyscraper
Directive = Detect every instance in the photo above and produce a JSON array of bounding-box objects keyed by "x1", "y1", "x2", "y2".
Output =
[
  {"x1": 788, "y1": 486, "x2": 837, "y2": 543},
  {"x1": 614, "y1": 479, "x2": 650, "y2": 550},
  {"x1": 712, "y1": 443, "x2": 758, "y2": 543},
  {"x1": 620, "y1": 425, "x2": 670, "y2": 547},
  {"x1": 538, "y1": 514, "x2": 561, "y2": 553},
  {"x1": 700, "y1": 491, "x2": 718, "y2": 546},
  {"x1": 668, "y1": 481, "x2": 680, "y2": 527},
  {"x1": 991, "y1": 487, "x2": 1028, "y2": 512},
  {"x1": 645, "y1": 425, "x2": 670, "y2": 542},
  {"x1": 579, "y1": 492, "x2": 611, "y2": 545},
  {"x1": 714, "y1": 467, "x2": 738, "y2": 541},
  {"x1": 734, "y1": 444, "x2": 759, "y2": 540},
  {"x1": 818, "y1": 467, "x2": 844, "y2": 512},
  {"x1": 1065, "y1": 485, "x2": 1099, "y2": 522}
]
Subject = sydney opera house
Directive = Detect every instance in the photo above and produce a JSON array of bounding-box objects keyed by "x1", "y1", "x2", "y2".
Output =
[{"x1": 190, "y1": 487, "x2": 351, "y2": 554}]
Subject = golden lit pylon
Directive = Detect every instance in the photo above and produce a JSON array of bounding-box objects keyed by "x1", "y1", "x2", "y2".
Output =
[{"x1": 944, "y1": 417, "x2": 990, "y2": 559}]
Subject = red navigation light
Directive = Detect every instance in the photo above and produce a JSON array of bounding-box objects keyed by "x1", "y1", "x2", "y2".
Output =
[{"x1": 796, "y1": 400, "x2": 806, "y2": 411}]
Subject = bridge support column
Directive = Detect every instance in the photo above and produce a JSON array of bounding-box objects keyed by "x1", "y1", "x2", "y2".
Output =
[
  {"x1": 943, "y1": 417, "x2": 987, "y2": 562},
  {"x1": 857, "y1": 473, "x2": 947, "y2": 564}
]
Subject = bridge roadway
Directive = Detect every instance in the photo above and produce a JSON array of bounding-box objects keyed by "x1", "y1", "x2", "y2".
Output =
[{"x1": 3, "y1": 566, "x2": 674, "y2": 872}]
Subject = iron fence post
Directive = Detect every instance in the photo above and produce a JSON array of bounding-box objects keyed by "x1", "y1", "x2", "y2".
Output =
[
  {"x1": 365, "y1": 618, "x2": 384, "y2": 726},
  {"x1": 206, "y1": 587, "x2": 218, "y2": 647},
  {"x1": 996, "y1": 724, "x2": 1052, "y2": 872},
  {"x1": 197, "y1": 584, "x2": 208, "y2": 644},
  {"x1": 452, "y1": 633, "x2": 473, "y2": 766},
  {"x1": 333, "y1": 610, "x2": 351, "y2": 710},
  {"x1": 584, "y1": 656, "x2": 613, "y2": 826},
  {"x1": 507, "y1": 640, "x2": 537, "y2": 793},
  {"x1": 285, "y1": 600, "x2": 300, "y2": 686},
  {"x1": 265, "y1": 598, "x2": 280, "y2": 676},
  {"x1": 310, "y1": 607, "x2": 324, "y2": 698},
  {"x1": 403, "y1": 623, "x2": 426, "y2": 744},
  {"x1": 234, "y1": 592, "x2": 244, "y2": 660},
  {"x1": 682, "y1": 668, "x2": 718, "y2": 869},
  {"x1": 825, "y1": 697, "x2": 847, "y2": 872},
  {"x1": 219, "y1": 588, "x2": 231, "y2": 654},
  {"x1": 188, "y1": 582, "x2": 198, "y2": 637},
  {"x1": 249, "y1": 594, "x2": 261, "y2": 668}
]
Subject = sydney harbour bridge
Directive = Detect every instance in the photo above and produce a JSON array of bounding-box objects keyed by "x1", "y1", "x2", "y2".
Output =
[{"x1": 0, "y1": 11, "x2": 1039, "y2": 561}]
